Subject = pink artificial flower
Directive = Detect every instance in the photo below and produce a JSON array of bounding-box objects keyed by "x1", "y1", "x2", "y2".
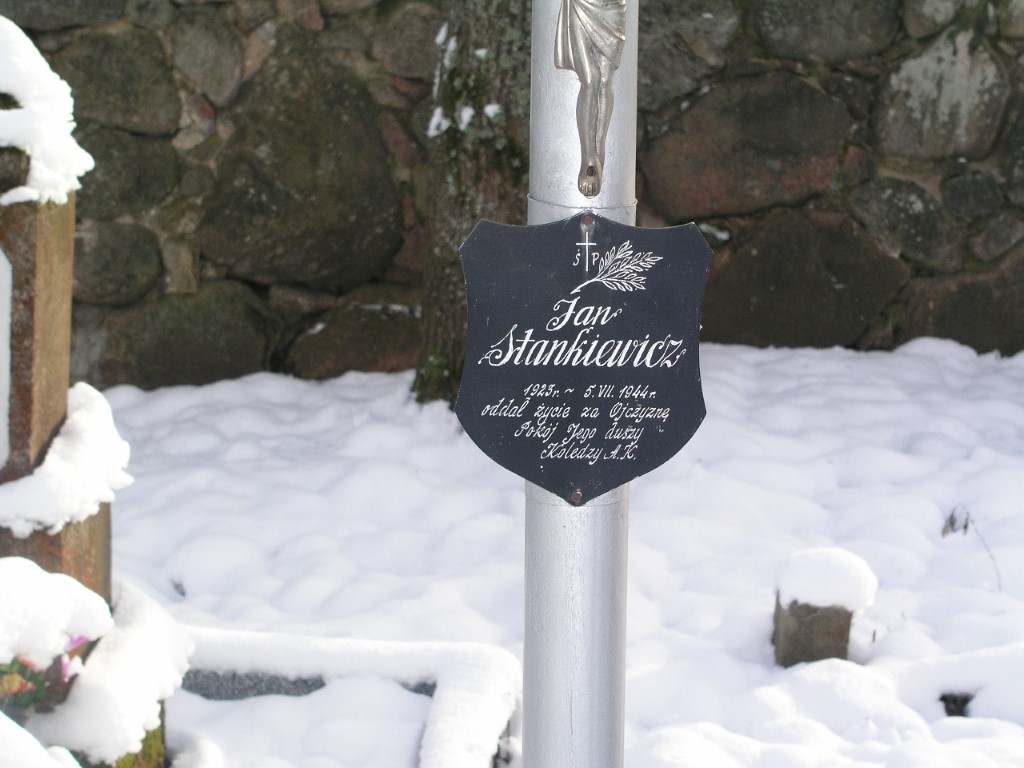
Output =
[
  {"x1": 60, "y1": 654, "x2": 72, "y2": 682},
  {"x1": 65, "y1": 636, "x2": 91, "y2": 653}
]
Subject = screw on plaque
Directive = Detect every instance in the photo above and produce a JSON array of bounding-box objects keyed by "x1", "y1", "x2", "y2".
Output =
[{"x1": 571, "y1": 489, "x2": 584, "y2": 505}]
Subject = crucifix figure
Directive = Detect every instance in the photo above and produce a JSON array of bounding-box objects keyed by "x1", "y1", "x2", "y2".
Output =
[{"x1": 554, "y1": 0, "x2": 627, "y2": 198}]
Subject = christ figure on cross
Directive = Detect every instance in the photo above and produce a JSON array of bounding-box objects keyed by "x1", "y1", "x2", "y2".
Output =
[{"x1": 554, "y1": 0, "x2": 627, "y2": 198}]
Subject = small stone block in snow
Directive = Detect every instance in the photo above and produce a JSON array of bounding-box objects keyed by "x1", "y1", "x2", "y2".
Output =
[
  {"x1": 773, "y1": 594, "x2": 853, "y2": 668},
  {"x1": 773, "y1": 547, "x2": 878, "y2": 667}
]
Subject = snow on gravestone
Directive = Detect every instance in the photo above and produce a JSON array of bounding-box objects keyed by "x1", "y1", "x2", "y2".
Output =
[
  {"x1": 0, "y1": 16, "x2": 115, "y2": 602},
  {"x1": 773, "y1": 547, "x2": 878, "y2": 667},
  {"x1": 0, "y1": 18, "x2": 94, "y2": 208},
  {"x1": 0, "y1": 14, "x2": 92, "y2": 483}
]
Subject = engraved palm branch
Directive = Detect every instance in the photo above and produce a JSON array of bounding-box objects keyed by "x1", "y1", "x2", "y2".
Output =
[{"x1": 571, "y1": 240, "x2": 661, "y2": 294}]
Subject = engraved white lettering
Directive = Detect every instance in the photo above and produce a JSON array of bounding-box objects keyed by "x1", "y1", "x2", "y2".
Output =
[
  {"x1": 608, "y1": 402, "x2": 671, "y2": 423},
  {"x1": 604, "y1": 420, "x2": 644, "y2": 441},
  {"x1": 514, "y1": 421, "x2": 556, "y2": 440},
  {"x1": 480, "y1": 297, "x2": 687, "y2": 370},
  {"x1": 534, "y1": 403, "x2": 571, "y2": 426},
  {"x1": 480, "y1": 397, "x2": 531, "y2": 418},
  {"x1": 540, "y1": 440, "x2": 605, "y2": 465},
  {"x1": 546, "y1": 297, "x2": 623, "y2": 331},
  {"x1": 479, "y1": 325, "x2": 685, "y2": 369}
]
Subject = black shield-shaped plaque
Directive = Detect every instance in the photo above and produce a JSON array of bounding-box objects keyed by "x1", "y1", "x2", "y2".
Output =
[{"x1": 456, "y1": 212, "x2": 712, "y2": 505}]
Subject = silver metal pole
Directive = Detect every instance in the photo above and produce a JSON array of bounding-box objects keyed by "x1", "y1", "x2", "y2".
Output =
[
  {"x1": 528, "y1": 0, "x2": 639, "y2": 228},
  {"x1": 523, "y1": 484, "x2": 629, "y2": 768},
  {"x1": 522, "y1": 1, "x2": 639, "y2": 766}
]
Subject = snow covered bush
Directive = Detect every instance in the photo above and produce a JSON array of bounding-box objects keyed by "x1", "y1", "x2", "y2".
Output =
[
  {"x1": 0, "y1": 635, "x2": 91, "y2": 718},
  {"x1": 0, "y1": 558, "x2": 192, "y2": 764},
  {"x1": 26, "y1": 582, "x2": 193, "y2": 764},
  {"x1": 0, "y1": 15, "x2": 93, "y2": 206},
  {"x1": 0, "y1": 558, "x2": 113, "y2": 723}
]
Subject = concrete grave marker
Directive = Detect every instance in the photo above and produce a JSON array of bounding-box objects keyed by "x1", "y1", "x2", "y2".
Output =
[
  {"x1": 0, "y1": 199, "x2": 111, "y2": 602},
  {"x1": 0, "y1": 201, "x2": 75, "y2": 485}
]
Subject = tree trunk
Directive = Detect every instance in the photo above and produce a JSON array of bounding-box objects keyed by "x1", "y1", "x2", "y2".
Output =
[{"x1": 413, "y1": 0, "x2": 532, "y2": 404}]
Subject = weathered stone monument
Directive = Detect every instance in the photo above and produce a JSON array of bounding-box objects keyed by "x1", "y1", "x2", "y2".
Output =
[
  {"x1": 773, "y1": 596, "x2": 854, "y2": 668},
  {"x1": 0, "y1": 195, "x2": 112, "y2": 601},
  {"x1": 772, "y1": 547, "x2": 878, "y2": 668},
  {"x1": 0, "y1": 17, "x2": 178, "y2": 767},
  {"x1": 0, "y1": 12, "x2": 112, "y2": 598}
]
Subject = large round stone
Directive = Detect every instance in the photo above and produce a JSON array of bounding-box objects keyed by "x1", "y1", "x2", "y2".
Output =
[
  {"x1": 197, "y1": 25, "x2": 402, "y2": 293},
  {"x1": 1000, "y1": 111, "x2": 1024, "y2": 206},
  {"x1": 73, "y1": 221, "x2": 163, "y2": 306},
  {"x1": 0, "y1": 0, "x2": 125, "y2": 30},
  {"x1": 998, "y1": 0, "x2": 1024, "y2": 38},
  {"x1": 848, "y1": 178, "x2": 961, "y2": 272},
  {"x1": 700, "y1": 210, "x2": 910, "y2": 348},
  {"x1": 126, "y1": 0, "x2": 176, "y2": 30},
  {"x1": 74, "y1": 126, "x2": 181, "y2": 220},
  {"x1": 641, "y1": 73, "x2": 851, "y2": 221},
  {"x1": 51, "y1": 28, "x2": 180, "y2": 136},
  {"x1": 942, "y1": 172, "x2": 1002, "y2": 221},
  {"x1": 97, "y1": 281, "x2": 282, "y2": 390},
  {"x1": 638, "y1": 0, "x2": 739, "y2": 112},
  {"x1": 321, "y1": 0, "x2": 381, "y2": 14},
  {"x1": 284, "y1": 303, "x2": 421, "y2": 379},
  {"x1": 900, "y1": 247, "x2": 1024, "y2": 354},
  {"x1": 170, "y1": 7, "x2": 244, "y2": 106},
  {"x1": 371, "y1": 2, "x2": 444, "y2": 80},
  {"x1": 751, "y1": 0, "x2": 899, "y2": 63},
  {"x1": 873, "y1": 30, "x2": 1010, "y2": 161},
  {"x1": 971, "y1": 211, "x2": 1024, "y2": 262},
  {"x1": 901, "y1": 0, "x2": 961, "y2": 39}
]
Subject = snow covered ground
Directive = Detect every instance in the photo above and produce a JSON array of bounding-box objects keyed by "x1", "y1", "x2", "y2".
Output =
[{"x1": 90, "y1": 338, "x2": 1024, "y2": 767}]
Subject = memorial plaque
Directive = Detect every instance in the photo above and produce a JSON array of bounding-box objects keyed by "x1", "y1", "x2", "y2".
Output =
[{"x1": 456, "y1": 211, "x2": 712, "y2": 505}]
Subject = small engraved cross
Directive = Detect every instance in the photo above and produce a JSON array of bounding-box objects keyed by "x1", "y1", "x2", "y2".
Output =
[{"x1": 577, "y1": 231, "x2": 597, "y2": 276}]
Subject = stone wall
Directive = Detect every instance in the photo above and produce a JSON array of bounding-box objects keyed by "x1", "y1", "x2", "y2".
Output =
[
  {"x1": 644, "y1": 0, "x2": 1024, "y2": 354},
  {"x1": 1, "y1": 0, "x2": 1022, "y2": 391}
]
